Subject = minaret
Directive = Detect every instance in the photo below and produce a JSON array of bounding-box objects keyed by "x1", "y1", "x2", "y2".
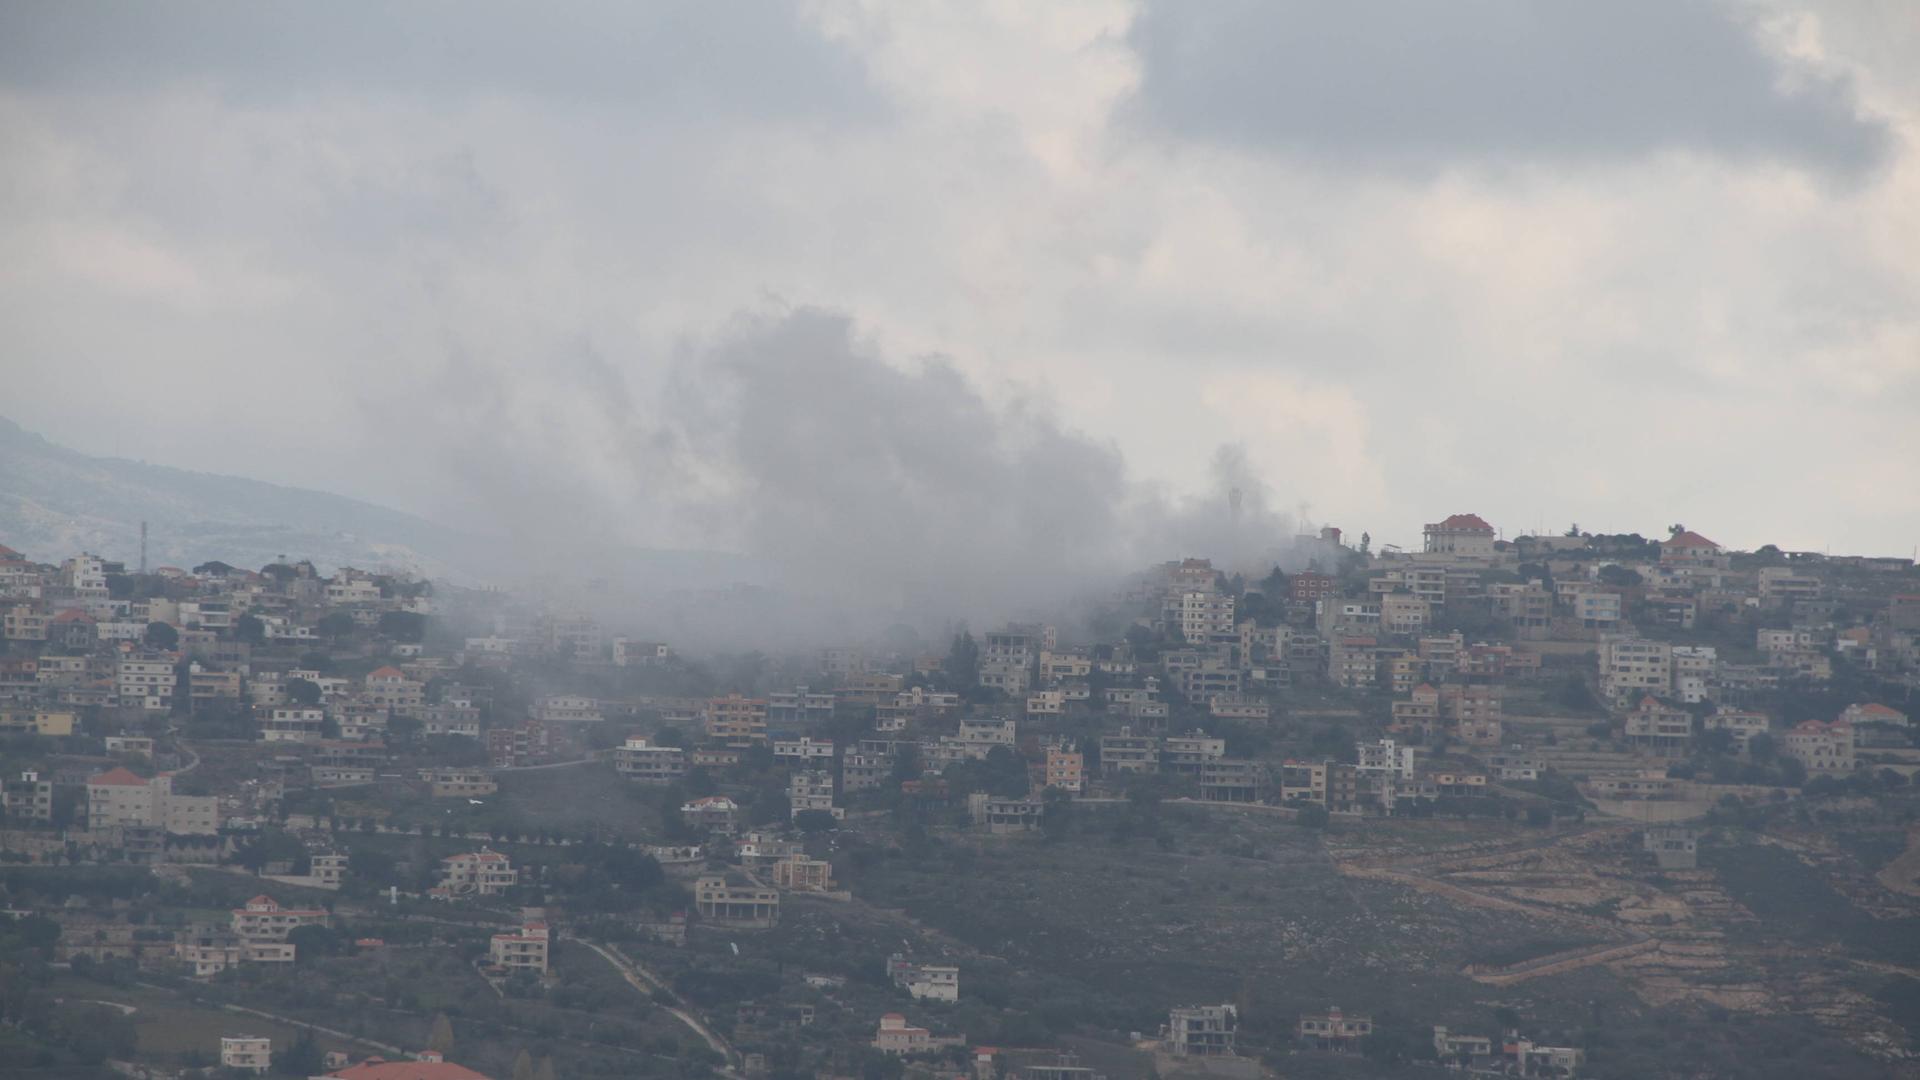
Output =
[{"x1": 139, "y1": 521, "x2": 148, "y2": 574}]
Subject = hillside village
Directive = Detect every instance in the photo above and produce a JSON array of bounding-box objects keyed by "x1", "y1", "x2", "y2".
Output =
[{"x1": 3, "y1": 515, "x2": 1920, "y2": 1080}]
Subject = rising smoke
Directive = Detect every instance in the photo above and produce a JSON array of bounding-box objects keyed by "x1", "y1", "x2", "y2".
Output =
[{"x1": 388, "y1": 305, "x2": 1331, "y2": 646}]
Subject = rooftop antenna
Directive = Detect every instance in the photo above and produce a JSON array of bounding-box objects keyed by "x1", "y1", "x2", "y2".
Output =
[{"x1": 139, "y1": 521, "x2": 147, "y2": 575}]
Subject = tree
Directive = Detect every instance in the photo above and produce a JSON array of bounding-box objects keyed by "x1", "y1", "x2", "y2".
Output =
[
  {"x1": 274, "y1": 1032, "x2": 324, "y2": 1077},
  {"x1": 318, "y1": 612, "x2": 357, "y2": 640},
  {"x1": 143, "y1": 621, "x2": 179, "y2": 650},
  {"x1": 512, "y1": 1051, "x2": 534, "y2": 1080},
  {"x1": 1597, "y1": 564, "x2": 1643, "y2": 588},
  {"x1": 287, "y1": 678, "x2": 323, "y2": 707},
  {"x1": 287, "y1": 924, "x2": 345, "y2": 960},
  {"x1": 378, "y1": 610, "x2": 428, "y2": 643},
  {"x1": 236, "y1": 613, "x2": 267, "y2": 646},
  {"x1": 794, "y1": 810, "x2": 839, "y2": 834},
  {"x1": 945, "y1": 631, "x2": 980, "y2": 689},
  {"x1": 428, "y1": 1012, "x2": 455, "y2": 1055},
  {"x1": 534, "y1": 1056, "x2": 555, "y2": 1080}
]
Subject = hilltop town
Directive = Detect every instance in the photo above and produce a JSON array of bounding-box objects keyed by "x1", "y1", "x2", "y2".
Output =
[{"x1": 3, "y1": 515, "x2": 1919, "y2": 1080}]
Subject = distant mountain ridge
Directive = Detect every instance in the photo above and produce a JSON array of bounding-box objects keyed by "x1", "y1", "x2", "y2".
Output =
[{"x1": 0, "y1": 415, "x2": 487, "y2": 578}]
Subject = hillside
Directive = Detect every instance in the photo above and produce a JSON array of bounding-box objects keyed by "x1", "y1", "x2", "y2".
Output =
[{"x1": 0, "y1": 415, "x2": 485, "y2": 578}]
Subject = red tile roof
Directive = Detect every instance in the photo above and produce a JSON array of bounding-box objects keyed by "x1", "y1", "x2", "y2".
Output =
[
  {"x1": 368, "y1": 666, "x2": 406, "y2": 680},
  {"x1": 1664, "y1": 530, "x2": 1719, "y2": 549},
  {"x1": 1433, "y1": 513, "x2": 1495, "y2": 532},
  {"x1": 88, "y1": 766, "x2": 150, "y2": 787}
]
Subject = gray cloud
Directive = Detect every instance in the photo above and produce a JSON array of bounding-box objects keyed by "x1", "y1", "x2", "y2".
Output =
[
  {"x1": 1127, "y1": 0, "x2": 1891, "y2": 175},
  {"x1": 0, "y1": 1, "x2": 882, "y2": 121}
]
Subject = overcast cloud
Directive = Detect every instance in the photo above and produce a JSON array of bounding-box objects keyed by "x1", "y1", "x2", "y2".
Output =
[{"x1": 1, "y1": 0, "x2": 1916, "y2": 596}]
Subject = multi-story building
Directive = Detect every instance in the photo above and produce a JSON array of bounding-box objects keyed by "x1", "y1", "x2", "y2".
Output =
[
  {"x1": 437, "y1": 849, "x2": 518, "y2": 896},
  {"x1": 771, "y1": 855, "x2": 836, "y2": 893},
  {"x1": 116, "y1": 653, "x2": 178, "y2": 711},
  {"x1": 1044, "y1": 746, "x2": 1084, "y2": 792},
  {"x1": 1100, "y1": 728, "x2": 1158, "y2": 776},
  {"x1": 788, "y1": 770, "x2": 842, "y2": 820},
  {"x1": 2, "y1": 768, "x2": 55, "y2": 823},
  {"x1": 363, "y1": 666, "x2": 424, "y2": 717},
  {"x1": 1599, "y1": 638, "x2": 1672, "y2": 707},
  {"x1": 1623, "y1": 697, "x2": 1694, "y2": 756},
  {"x1": 705, "y1": 694, "x2": 768, "y2": 746},
  {"x1": 766, "y1": 686, "x2": 836, "y2": 729},
  {"x1": 772, "y1": 736, "x2": 837, "y2": 764},
  {"x1": 1162, "y1": 732, "x2": 1226, "y2": 776},
  {"x1": 1167, "y1": 1004, "x2": 1237, "y2": 1057},
  {"x1": 419, "y1": 768, "x2": 497, "y2": 799},
  {"x1": 489, "y1": 922, "x2": 550, "y2": 975},
  {"x1": 86, "y1": 767, "x2": 218, "y2": 834},
  {"x1": 614, "y1": 737, "x2": 687, "y2": 783},
  {"x1": 1174, "y1": 591, "x2": 1237, "y2": 645},
  {"x1": 1704, "y1": 707, "x2": 1770, "y2": 748},
  {"x1": 695, "y1": 874, "x2": 780, "y2": 927},
  {"x1": 1298, "y1": 1007, "x2": 1372, "y2": 1051},
  {"x1": 260, "y1": 706, "x2": 327, "y2": 743},
  {"x1": 220, "y1": 1036, "x2": 273, "y2": 1073},
  {"x1": 1783, "y1": 719, "x2": 1855, "y2": 774},
  {"x1": 231, "y1": 895, "x2": 329, "y2": 957},
  {"x1": 887, "y1": 953, "x2": 961, "y2": 1001},
  {"x1": 1422, "y1": 513, "x2": 1497, "y2": 557},
  {"x1": 533, "y1": 694, "x2": 602, "y2": 724},
  {"x1": 1356, "y1": 738, "x2": 1415, "y2": 779}
]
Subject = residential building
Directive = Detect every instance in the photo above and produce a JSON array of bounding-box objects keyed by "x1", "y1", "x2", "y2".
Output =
[
  {"x1": 613, "y1": 737, "x2": 687, "y2": 783},
  {"x1": 231, "y1": 895, "x2": 329, "y2": 958},
  {"x1": 1166, "y1": 1004, "x2": 1237, "y2": 1057},
  {"x1": 86, "y1": 767, "x2": 218, "y2": 834},
  {"x1": 771, "y1": 855, "x2": 835, "y2": 893},
  {"x1": 1044, "y1": 746, "x2": 1084, "y2": 793},
  {"x1": 221, "y1": 1036, "x2": 273, "y2": 1073},
  {"x1": 1100, "y1": 729, "x2": 1158, "y2": 776},
  {"x1": 873, "y1": 1013, "x2": 956, "y2": 1055},
  {"x1": 772, "y1": 736, "x2": 836, "y2": 764},
  {"x1": 419, "y1": 768, "x2": 497, "y2": 799},
  {"x1": 2, "y1": 770, "x2": 54, "y2": 823},
  {"x1": 887, "y1": 953, "x2": 960, "y2": 1002},
  {"x1": 789, "y1": 770, "x2": 842, "y2": 819},
  {"x1": 438, "y1": 849, "x2": 517, "y2": 896},
  {"x1": 681, "y1": 795, "x2": 742, "y2": 834},
  {"x1": 694, "y1": 874, "x2": 780, "y2": 927},
  {"x1": 1356, "y1": 738, "x2": 1415, "y2": 779},
  {"x1": 1783, "y1": 719, "x2": 1855, "y2": 774},
  {"x1": 532, "y1": 694, "x2": 602, "y2": 724},
  {"x1": 1599, "y1": 638, "x2": 1672, "y2": 706},
  {"x1": 968, "y1": 793, "x2": 1043, "y2": 833},
  {"x1": 1623, "y1": 697, "x2": 1693, "y2": 756},
  {"x1": 1423, "y1": 513, "x2": 1497, "y2": 557},
  {"x1": 767, "y1": 686, "x2": 836, "y2": 728},
  {"x1": 704, "y1": 694, "x2": 768, "y2": 746},
  {"x1": 1298, "y1": 1007, "x2": 1373, "y2": 1051},
  {"x1": 1643, "y1": 826, "x2": 1699, "y2": 870},
  {"x1": 488, "y1": 922, "x2": 550, "y2": 975}
]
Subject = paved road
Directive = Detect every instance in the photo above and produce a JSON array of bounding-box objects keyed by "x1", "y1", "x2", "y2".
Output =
[{"x1": 574, "y1": 938, "x2": 739, "y2": 1074}]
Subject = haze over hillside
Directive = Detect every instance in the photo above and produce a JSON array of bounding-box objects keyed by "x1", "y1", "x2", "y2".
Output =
[{"x1": 0, "y1": 414, "x2": 488, "y2": 576}]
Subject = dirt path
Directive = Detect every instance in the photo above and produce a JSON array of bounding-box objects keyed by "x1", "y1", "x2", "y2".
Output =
[{"x1": 1875, "y1": 827, "x2": 1920, "y2": 899}]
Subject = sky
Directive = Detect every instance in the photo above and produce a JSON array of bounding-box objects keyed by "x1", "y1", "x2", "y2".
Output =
[{"x1": 3, "y1": 0, "x2": 1918, "y2": 589}]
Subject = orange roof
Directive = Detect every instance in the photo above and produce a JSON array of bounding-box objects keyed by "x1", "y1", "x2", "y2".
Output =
[
  {"x1": 88, "y1": 766, "x2": 150, "y2": 787},
  {"x1": 1665, "y1": 530, "x2": 1718, "y2": 548},
  {"x1": 1433, "y1": 513, "x2": 1494, "y2": 532},
  {"x1": 1853, "y1": 703, "x2": 1903, "y2": 717},
  {"x1": 328, "y1": 1059, "x2": 492, "y2": 1080},
  {"x1": 51, "y1": 609, "x2": 95, "y2": 624},
  {"x1": 368, "y1": 666, "x2": 406, "y2": 679}
]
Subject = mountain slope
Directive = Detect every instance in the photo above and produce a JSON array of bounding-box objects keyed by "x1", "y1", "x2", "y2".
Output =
[{"x1": 0, "y1": 415, "x2": 487, "y2": 577}]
